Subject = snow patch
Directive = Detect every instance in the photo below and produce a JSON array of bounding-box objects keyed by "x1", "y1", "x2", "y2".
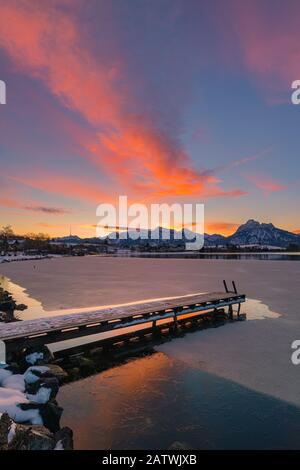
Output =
[
  {"x1": 0, "y1": 369, "x2": 13, "y2": 386},
  {"x1": 54, "y1": 439, "x2": 64, "y2": 450},
  {"x1": 2, "y1": 374, "x2": 25, "y2": 392},
  {"x1": 7, "y1": 421, "x2": 16, "y2": 444}
]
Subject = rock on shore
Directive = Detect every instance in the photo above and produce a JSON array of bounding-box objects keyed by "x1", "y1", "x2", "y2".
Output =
[{"x1": 0, "y1": 412, "x2": 72, "y2": 450}]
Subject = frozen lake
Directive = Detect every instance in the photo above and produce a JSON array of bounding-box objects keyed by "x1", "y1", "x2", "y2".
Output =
[{"x1": 1, "y1": 256, "x2": 300, "y2": 448}]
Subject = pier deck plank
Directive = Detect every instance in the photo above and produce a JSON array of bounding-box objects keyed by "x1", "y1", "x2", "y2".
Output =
[{"x1": 0, "y1": 291, "x2": 245, "y2": 342}]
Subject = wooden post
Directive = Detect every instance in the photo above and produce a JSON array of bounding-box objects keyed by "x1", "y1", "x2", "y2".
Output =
[
  {"x1": 223, "y1": 280, "x2": 229, "y2": 293},
  {"x1": 172, "y1": 307, "x2": 182, "y2": 332},
  {"x1": 228, "y1": 304, "x2": 233, "y2": 320},
  {"x1": 173, "y1": 308, "x2": 178, "y2": 330},
  {"x1": 232, "y1": 281, "x2": 237, "y2": 294}
]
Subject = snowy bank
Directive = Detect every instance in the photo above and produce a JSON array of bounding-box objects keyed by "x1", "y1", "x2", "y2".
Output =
[{"x1": 0, "y1": 357, "x2": 72, "y2": 450}]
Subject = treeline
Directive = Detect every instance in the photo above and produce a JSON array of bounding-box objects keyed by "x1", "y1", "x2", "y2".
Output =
[
  {"x1": 0, "y1": 225, "x2": 94, "y2": 255},
  {"x1": 0, "y1": 224, "x2": 67, "y2": 254},
  {"x1": 0, "y1": 225, "x2": 50, "y2": 251}
]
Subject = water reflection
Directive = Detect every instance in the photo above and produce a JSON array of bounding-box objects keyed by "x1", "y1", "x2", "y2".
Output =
[
  {"x1": 59, "y1": 352, "x2": 300, "y2": 450},
  {"x1": 114, "y1": 252, "x2": 300, "y2": 261}
]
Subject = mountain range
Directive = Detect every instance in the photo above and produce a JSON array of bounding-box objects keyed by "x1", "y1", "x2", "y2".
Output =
[
  {"x1": 204, "y1": 219, "x2": 300, "y2": 248},
  {"x1": 54, "y1": 219, "x2": 300, "y2": 249}
]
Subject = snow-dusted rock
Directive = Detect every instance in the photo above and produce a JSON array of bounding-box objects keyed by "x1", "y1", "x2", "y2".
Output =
[
  {"x1": 25, "y1": 352, "x2": 44, "y2": 366},
  {"x1": 40, "y1": 364, "x2": 68, "y2": 382},
  {"x1": 0, "y1": 387, "x2": 43, "y2": 425},
  {"x1": 23, "y1": 346, "x2": 54, "y2": 367},
  {"x1": 0, "y1": 413, "x2": 11, "y2": 449},
  {"x1": 37, "y1": 402, "x2": 63, "y2": 433},
  {"x1": 10, "y1": 424, "x2": 55, "y2": 450},
  {"x1": 27, "y1": 386, "x2": 52, "y2": 404},
  {"x1": 0, "y1": 412, "x2": 66, "y2": 450},
  {"x1": 0, "y1": 362, "x2": 72, "y2": 449},
  {"x1": 54, "y1": 427, "x2": 73, "y2": 450},
  {"x1": 23, "y1": 364, "x2": 67, "y2": 384},
  {"x1": 24, "y1": 366, "x2": 50, "y2": 384}
]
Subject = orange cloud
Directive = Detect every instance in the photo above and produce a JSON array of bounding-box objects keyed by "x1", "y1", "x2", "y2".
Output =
[
  {"x1": 0, "y1": 0, "x2": 244, "y2": 200},
  {"x1": 205, "y1": 221, "x2": 239, "y2": 236}
]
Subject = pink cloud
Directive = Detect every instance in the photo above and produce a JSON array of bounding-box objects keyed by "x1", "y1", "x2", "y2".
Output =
[
  {"x1": 224, "y1": 1, "x2": 300, "y2": 98},
  {"x1": 246, "y1": 173, "x2": 288, "y2": 195},
  {"x1": 10, "y1": 172, "x2": 112, "y2": 205}
]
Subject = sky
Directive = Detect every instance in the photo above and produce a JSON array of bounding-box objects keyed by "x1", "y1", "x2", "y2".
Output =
[{"x1": 0, "y1": 0, "x2": 299, "y2": 237}]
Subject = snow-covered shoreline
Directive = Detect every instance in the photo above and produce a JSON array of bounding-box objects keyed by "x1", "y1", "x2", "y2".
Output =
[
  {"x1": 0, "y1": 355, "x2": 73, "y2": 450},
  {"x1": 0, "y1": 254, "x2": 61, "y2": 264}
]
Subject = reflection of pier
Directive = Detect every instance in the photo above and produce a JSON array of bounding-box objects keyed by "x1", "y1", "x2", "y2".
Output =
[{"x1": 1, "y1": 281, "x2": 246, "y2": 357}]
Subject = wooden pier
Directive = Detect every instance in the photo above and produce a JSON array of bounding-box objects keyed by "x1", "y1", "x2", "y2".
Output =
[{"x1": 0, "y1": 281, "x2": 246, "y2": 356}]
